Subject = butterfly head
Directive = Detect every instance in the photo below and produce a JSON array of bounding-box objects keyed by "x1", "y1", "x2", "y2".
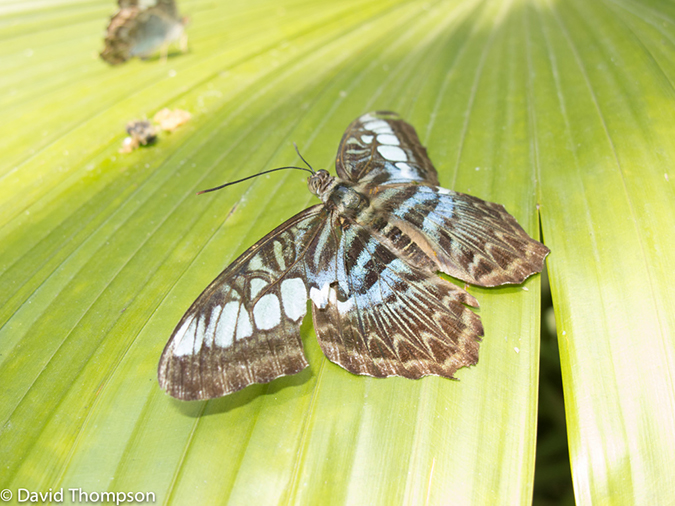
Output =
[
  {"x1": 308, "y1": 170, "x2": 370, "y2": 217},
  {"x1": 307, "y1": 169, "x2": 337, "y2": 200}
]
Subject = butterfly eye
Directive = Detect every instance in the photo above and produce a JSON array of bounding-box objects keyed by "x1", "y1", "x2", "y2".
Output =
[{"x1": 308, "y1": 170, "x2": 335, "y2": 198}]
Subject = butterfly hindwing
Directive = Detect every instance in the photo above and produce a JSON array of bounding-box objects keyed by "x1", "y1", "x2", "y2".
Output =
[
  {"x1": 310, "y1": 220, "x2": 483, "y2": 378},
  {"x1": 158, "y1": 205, "x2": 328, "y2": 400},
  {"x1": 336, "y1": 111, "x2": 439, "y2": 186}
]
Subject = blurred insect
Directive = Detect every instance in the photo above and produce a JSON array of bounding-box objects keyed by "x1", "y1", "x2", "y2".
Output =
[{"x1": 100, "y1": 0, "x2": 188, "y2": 65}]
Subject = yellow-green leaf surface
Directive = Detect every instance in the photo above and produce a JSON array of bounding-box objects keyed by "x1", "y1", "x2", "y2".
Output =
[{"x1": 0, "y1": 0, "x2": 673, "y2": 505}]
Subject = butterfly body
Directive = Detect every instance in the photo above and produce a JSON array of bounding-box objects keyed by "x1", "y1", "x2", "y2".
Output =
[{"x1": 159, "y1": 112, "x2": 549, "y2": 400}]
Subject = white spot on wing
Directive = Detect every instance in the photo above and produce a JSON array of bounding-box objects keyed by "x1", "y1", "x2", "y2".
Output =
[
  {"x1": 195, "y1": 318, "x2": 205, "y2": 353},
  {"x1": 281, "y1": 278, "x2": 307, "y2": 321},
  {"x1": 203, "y1": 304, "x2": 223, "y2": 348},
  {"x1": 337, "y1": 297, "x2": 354, "y2": 312},
  {"x1": 250, "y1": 278, "x2": 267, "y2": 299},
  {"x1": 235, "y1": 307, "x2": 253, "y2": 339},
  {"x1": 253, "y1": 293, "x2": 281, "y2": 330},
  {"x1": 173, "y1": 317, "x2": 197, "y2": 356},
  {"x1": 395, "y1": 162, "x2": 414, "y2": 178},
  {"x1": 377, "y1": 134, "x2": 399, "y2": 145},
  {"x1": 377, "y1": 145, "x2": 407, "y2": 162},
  {"x1": 364, "y1": 120, "x2": 389, "y2": 131},
  {"x1": 373, "y1": 125, "x2": 393, "y2": 134},
  {"x1": 309, "y1": 282, "x2": 331, "y2": 309},
  {"x1": 215, "y1": 302, "x2": 240, "y2": 348},
  {"x1": 361, "y1": 135, "x2": 374, "y2": 144},
  {"x1": 248, "y1": 255, "x2": 263, "y2": 271}
]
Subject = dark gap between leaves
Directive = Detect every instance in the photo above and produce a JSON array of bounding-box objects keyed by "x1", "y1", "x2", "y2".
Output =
[{"x1": 532, "y1": 263, "x2": 575, "y2": 506}]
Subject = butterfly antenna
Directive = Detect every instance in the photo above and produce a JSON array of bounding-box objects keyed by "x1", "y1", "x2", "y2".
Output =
[
  {"x1": 293, "y1": 142, "x2": 315, "y2": 174},
  {"x1": 197, "y1": 166, "x2": 314, "y2": 195}
]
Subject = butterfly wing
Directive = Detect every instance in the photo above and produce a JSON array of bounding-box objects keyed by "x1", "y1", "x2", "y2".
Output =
[
  {"x1": 101, "y1": 4, "x2": 140, "y2": 64},
  {"x1": 314, "y1": 112, "x2": 548, "y2": 377},
  {"x1": 101, "y1": 0, "x2": 183, "y2": 64},
  {"x1": 310, "y1": 220, "x2": 483, "y2": 379},
  {"x1": 155, "y1": 0, "x2": 179, "y2": 18},
  {"x1": 335, "y1": 111, "x2": 439, "y2": 186},
  {"x1": 129, "y1": 2, "x2": 185, "y2": 59},
  {"x1": 158, "y1": 205, "x2": 328, "y2": 400},
  {"x1": 368, "y1": 184, "x2": 550, "y2": 286},
  {"x1": 337, "y1": 111, "x2": 548, "y2": 286}
]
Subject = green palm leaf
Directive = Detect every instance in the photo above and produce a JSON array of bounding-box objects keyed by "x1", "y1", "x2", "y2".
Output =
[{"x1": 1, "y1": 0, "x2": 674, "y2": 504}]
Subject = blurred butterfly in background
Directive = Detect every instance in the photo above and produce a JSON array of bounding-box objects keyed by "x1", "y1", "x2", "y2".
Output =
[
  {"x1": 158, "y1": 111, "x2": 550, "y2": 400},
  {"x1": 100, "y1": 0, "x2": 188, "y2": 65}
]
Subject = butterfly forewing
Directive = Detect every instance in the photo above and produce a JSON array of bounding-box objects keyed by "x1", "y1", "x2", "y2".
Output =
[
  {"x1": 159, "y1": 205, "x2": 328, "y2": 400},
  {"x1": 336, "y1": 111, "x2": 439, "y2": 186}
]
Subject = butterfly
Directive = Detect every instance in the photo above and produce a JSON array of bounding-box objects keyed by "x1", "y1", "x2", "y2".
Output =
[
  {"x1": 100, "y1": 0, "x2": 188, "y2": 65},
  {"x1": 158, "y1": 111, "x2": 550, "y2": 400}
]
